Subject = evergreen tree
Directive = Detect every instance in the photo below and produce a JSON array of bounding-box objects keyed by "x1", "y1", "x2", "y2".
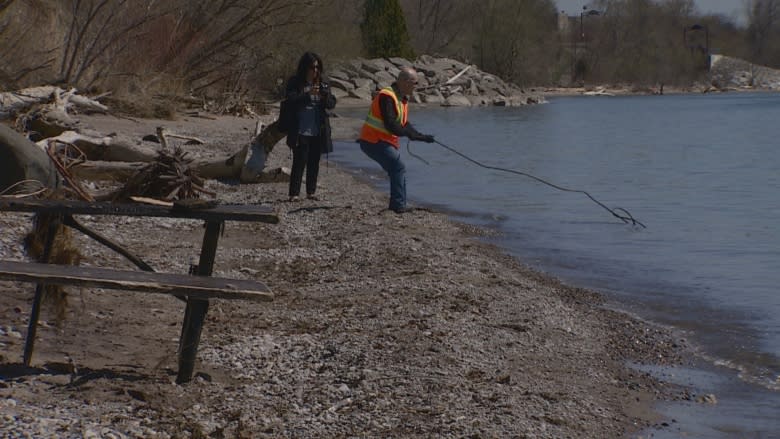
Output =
[{"x1": 360, "y1": 0, "x2": 415, "y2": 59}]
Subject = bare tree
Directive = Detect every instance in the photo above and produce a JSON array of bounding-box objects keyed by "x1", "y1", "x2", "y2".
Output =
[
  {"x1": 659, "y1": 0, "x2": 696, "y2": 17},
  {"x1": 472, "y1": 0, "x2": 558, "y2": 85},
  {"x1": 2, "y1": 0, "x2": 360, "y2": 104},
  {"x1": 57, "y1": 0, "x2": 163, "y2": 88},
  {"x1": 0, "y1": 1, "x2": 57, "y2": 88},
  {"x1": 144, "y1": 0, "x2": 318, "y2": 95},
  {"x1": 0, "y1": 1, "x2": 18, "y2": 87},
  {"x1": 746, "y1": 0, "x2": 779, "y2": 64},
  {"x1": 401, "y1": 0, "x2": 476, "y2": 55},
  {"x1": 584, "y1": 0, "x2": 711, "y2": 85}
]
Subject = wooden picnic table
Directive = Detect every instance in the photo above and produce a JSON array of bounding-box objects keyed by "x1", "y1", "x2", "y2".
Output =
[{"x1": 0, "y1": 198, "x2": 279, "y2": 383}]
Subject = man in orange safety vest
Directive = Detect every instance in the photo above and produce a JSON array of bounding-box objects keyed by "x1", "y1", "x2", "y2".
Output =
[{"x1": 358, "y1": 66, "x2": 435, "y2": 214}]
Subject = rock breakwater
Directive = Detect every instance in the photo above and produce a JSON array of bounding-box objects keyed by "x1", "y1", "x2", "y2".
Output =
[
  {"x1": 710, "y1": 55, "x2": 780, "y2": 90},
  {"x1": 328, "y1": 55, "x2": 545, "y2": 107}
]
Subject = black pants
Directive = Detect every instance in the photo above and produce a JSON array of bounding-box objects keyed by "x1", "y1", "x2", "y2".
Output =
[{"x1": 289, "y1": 135, "x2": 322, "y2": 197}]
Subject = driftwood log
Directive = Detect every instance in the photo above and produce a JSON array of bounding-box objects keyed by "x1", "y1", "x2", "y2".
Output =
[
  {"x1": 69, "y1": 161, "x2": 148, "y2": 181},
  {"x1": 64, "y1": 120, "x2": 287, "y2": 183},
  {"x1": 37, "y1": 131, "x2": 158, "y2": 162},
  {"x1": 0, "y1": 86, "x2": 107, "y2": 120},
  {"x1": 0, "y1": 123, "x2": 60, "y2": 194}
]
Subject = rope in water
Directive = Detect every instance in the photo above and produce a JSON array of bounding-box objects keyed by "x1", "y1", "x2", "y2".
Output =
[{"x1": 406, "y1": 139, "x2": 646, "y2": 228}]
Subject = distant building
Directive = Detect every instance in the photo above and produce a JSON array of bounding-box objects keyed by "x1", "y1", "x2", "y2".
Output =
[{"x1": 558, "y1": 10, "x2": 570, "y2": 34}]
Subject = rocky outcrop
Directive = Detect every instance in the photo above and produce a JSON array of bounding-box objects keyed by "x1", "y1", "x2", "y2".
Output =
[
  {"x1": 327, "y1": 55, "x2": 545, "y2": 107},
  {"x1": 710, "y1": 55, "x2": 780, "y2": 90}
]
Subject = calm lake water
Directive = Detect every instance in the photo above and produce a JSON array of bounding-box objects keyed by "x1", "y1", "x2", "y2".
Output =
[{"x1": 331, "y1": 93, "x2": 780, "y2": 437}]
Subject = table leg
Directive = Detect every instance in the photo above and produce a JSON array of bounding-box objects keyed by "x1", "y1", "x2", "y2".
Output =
[
  {"x1": 23, "y1": 214, "x2": 61, "y2": 366},
  {"x1": 177, "y1": 220, "x2": 222, "y2": 384}
]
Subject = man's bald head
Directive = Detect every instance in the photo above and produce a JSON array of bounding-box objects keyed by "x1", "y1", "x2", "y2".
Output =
[
  {"x1": 398, "y1": 66, "x2": 417, "y2": 82},
  {"x1": 396, "y1": 66, "x2": 418, "y2": 96}
]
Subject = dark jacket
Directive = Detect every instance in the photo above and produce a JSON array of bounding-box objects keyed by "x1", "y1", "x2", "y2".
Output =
[
  {"x1": 377, "y1": 83, "x2": 426, "y2": 140},
  {"x1": 284, "y1": 75, "x2": 337, "y2": 153}
]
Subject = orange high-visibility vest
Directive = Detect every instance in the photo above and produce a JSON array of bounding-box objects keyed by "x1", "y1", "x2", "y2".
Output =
[{"x1": 359, "y1": 87, "x2": 408, "y2": 149}]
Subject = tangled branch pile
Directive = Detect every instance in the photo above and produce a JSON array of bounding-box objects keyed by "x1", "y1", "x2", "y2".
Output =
[{"x1": 109, "y1": 147, "x2": 214, "y2": 202}]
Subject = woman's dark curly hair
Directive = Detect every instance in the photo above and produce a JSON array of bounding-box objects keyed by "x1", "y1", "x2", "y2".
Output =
[{"x1": 294, "y1": 51, "x2": 324, "y2": 82}]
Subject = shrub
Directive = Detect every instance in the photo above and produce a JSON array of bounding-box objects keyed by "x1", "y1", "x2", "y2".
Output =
[{"x1": 360, "y1": 0, "x2": 415, "y2": 59}]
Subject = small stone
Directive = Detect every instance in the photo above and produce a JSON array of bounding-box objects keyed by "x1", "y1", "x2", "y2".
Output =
[{"x1": 696, "y1": 394, "x2": 717, "y2": 404}]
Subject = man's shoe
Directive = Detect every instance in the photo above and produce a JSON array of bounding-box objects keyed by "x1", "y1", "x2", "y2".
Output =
[
  {"x1": 392, "y1": 206, "x2": 415, "y2": 214},
  {"x1": 289, "y1": 195, "x2": 301, "y2": 202},
  {"x1": 306, "y1": 194, "x2": 320, "y2": 201}
]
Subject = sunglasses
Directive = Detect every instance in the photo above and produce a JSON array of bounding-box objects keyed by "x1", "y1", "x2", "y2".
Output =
[{"x1": 309, "y1": 64, "x2": 320, "y2": 71}]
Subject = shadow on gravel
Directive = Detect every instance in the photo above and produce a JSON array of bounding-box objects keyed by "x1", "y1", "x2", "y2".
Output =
[
  {"x1": 288, "y1": 205, "x2": 353, "y2": 214},
  {"x1": 0, "y1": 362, "x2": 151, "y2": 387}
]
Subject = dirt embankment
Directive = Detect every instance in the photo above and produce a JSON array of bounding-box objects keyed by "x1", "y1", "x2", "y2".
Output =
[{"x1": 0, "y1": 112, "x2": 685, "y2": 438}]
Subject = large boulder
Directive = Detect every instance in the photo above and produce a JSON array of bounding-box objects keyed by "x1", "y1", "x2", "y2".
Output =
[
  {"x1": 327, "y1": 69, "x2": 352, "y2": 82},
  {"x1": 352, "y1": 77, "x2": 374, "y2": 90},
  {"x1": 330, "y1": 88, "x2": 349, "y2": 99},
  {"x1": 348, "y1": 88, "x2": 374, "y2": 101},
  {"x1": 328, "y1": 77, "x2": 354, "y2": 92},
  {"x1": 361, "y1": 59, "x2": 395, "y2": 74},
  {"x1": 372, "y1": 70, "x2": 396, "y2": 88},
  {"x1": 442, "y1": 95, "x2": 472, "y2": 107},
  {"x1": 421, "y1": 91, "x2": 445, "y2": 105},
  {"x1": 388, "y1": 57, "x2": 413, "y2": 68},
  {"x1": 468, "y1": 96, "x2": 490, "y2": 106}
]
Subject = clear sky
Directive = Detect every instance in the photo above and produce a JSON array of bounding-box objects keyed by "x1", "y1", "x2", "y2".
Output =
[{"x1": 555, "y1": 0, "x2": 746, "y2": 24}]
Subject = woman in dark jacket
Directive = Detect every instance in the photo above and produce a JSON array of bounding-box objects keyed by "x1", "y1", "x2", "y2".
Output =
[{"x1": 285, "y1": 52, "x2": 337, "y2": 201}]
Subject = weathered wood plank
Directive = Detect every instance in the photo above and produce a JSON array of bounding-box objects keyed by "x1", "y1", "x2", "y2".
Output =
[
  {"x1": 0, "y1": 261, "x2": 273, "y2": 301},
  {"x1": 0, "y1": 199, "x2": 279, "y2": 223}
]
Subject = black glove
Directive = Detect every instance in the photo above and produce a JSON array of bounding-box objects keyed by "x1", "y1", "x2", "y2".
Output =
[
  {"x1": 319, "y1": 82, "x2": 330, "y2": 97},
  {"x1": 417, "y1": 134, "x2": 435, "y2": 143}
]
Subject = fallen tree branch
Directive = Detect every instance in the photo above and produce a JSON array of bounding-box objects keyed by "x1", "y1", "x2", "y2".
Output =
[
  {"x1": 445, "y1": 65, "x2": 471, "y2": 85},
  {"x1": 1, "y1": 86, "x2": 107, "y2": 120}
]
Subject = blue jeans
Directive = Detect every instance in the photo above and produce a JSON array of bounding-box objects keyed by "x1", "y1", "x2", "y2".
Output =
[{"x1": 359, "y1": 140, "x2": 406, "y2": 211}]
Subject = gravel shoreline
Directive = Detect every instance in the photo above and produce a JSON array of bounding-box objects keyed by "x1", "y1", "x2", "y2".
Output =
[{"x1": 0, "y1": 113, "x2": 686, "y2": 438}]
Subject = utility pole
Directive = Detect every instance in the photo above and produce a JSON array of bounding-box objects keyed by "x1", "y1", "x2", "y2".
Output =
[{"x1": 576, "y1": 5, "x2": 601, "y2": 84}]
